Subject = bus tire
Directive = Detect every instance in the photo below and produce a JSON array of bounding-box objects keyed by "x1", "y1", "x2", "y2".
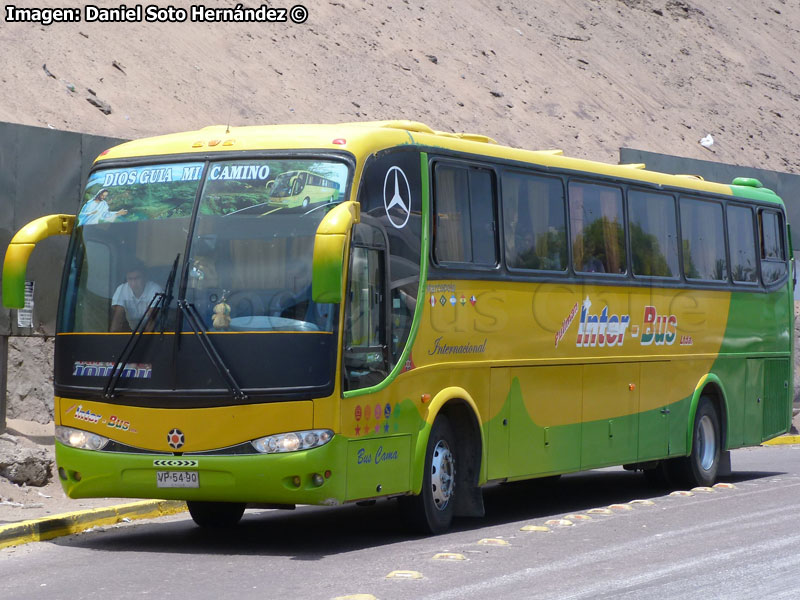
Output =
[
  {"x1": 401, "y1": 416, "x2": 457, "y2": 535},
  {"x1": 669, "y1": 396, "x2": 721, "y2": 487},
  {"x1": 187, "y1": 500, "x2": 246, "y2": 528},
  {"x1": 302, "y1": 197, "x2": 310, "y2": 208}
]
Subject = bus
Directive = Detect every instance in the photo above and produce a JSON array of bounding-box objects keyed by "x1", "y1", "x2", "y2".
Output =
[
  {"x1": 3, "y1": 120, "x2": 793, "y2": 534},
  {"x1": 267, "y1": 169, "x2": 340, "y2": 208}
]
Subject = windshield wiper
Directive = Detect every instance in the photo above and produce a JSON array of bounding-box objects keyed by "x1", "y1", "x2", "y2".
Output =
[
  {"x1": 177, "y1": 299, "x2": 247, "y2": 402},
  {"x1": 159, "y1": 254, "x2": 180, "y2": 332},
  {"x1": 103, "y1": 254, "x2": 180, "y2": 399}
]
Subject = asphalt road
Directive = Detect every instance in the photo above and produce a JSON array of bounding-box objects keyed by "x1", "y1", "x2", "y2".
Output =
[{"x1": 2, "y1": 444, "x2": 799, "y2": 600}]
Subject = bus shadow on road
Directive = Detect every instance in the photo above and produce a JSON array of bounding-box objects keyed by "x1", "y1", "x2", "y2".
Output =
[{"x1": 54, "y1": 465, "x2": 786, "y2": 559}]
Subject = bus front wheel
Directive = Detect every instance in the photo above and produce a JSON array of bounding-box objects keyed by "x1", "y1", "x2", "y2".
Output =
[
  {"x1": 401, "y1": 416, "x2": 457, "y2": 535},
  {"x1": 302, "y1": 197, "x2": 310, "y2": 208},
  {"x1": 187, "y1": 500, "x2": 246, "y2": 528},
  {"x1": 669, "y1": 396, "x2": 721, "y2": 488}
]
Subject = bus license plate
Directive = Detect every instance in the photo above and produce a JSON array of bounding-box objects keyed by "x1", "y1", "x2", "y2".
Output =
[{"x1": 156, "y1": 471, "x2": 199, "y2": 488}]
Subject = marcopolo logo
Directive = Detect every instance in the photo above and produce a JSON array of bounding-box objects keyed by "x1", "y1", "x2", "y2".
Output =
[{"x1": 73, "y1": 361, "x2": 152, "y2": 379}]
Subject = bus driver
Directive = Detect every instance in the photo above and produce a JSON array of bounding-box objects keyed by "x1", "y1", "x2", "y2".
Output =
[{"x1": 110, "y1": 262, "x2": 163, "y2": 332}]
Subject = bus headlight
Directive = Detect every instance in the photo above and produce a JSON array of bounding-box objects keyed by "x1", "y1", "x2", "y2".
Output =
[
  {"x1": 251, "y1": 429, "x2": 333, "y2": 454},
  {"x1": 55, "y1": 426, "x2": 110, "y2": 451}
]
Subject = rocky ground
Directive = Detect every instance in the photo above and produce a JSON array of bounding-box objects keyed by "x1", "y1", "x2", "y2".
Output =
[{"x1": 0, "y1": 419, "x2": 128, "y2": 524}]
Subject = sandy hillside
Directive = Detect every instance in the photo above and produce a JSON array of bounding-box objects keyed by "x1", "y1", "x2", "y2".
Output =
[
  {"x1": 1, "y1": 0, "x2": 799, "y2": 170},
  {"x1": 2, "y1": 0, "x2": 800, "y2": 519}
]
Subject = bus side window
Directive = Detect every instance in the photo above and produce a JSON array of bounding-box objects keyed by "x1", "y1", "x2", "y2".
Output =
[
  {"x1": 628, "y1": 189, "x2": 679, "y2": 278},
  {"x1": 569, "y1": 181, "x2": 626, "y2": 274},
  {"x1": 433, "y1": 163, "x2": 498, "y2": 267},
  {"x1": 759, "y1": 209, "x2": 787, "y2": 284},
  {"x1": 727, "y1": 205, "x2": 758, "y2": 284},
  {"x1": 344, "y1": 244, "x2": 389, "y2": 391},
  {"x1": 503, "y1": 172, "x2": 567, "y2": 272},
  {"x1": 680, "y1": 197, "x2": 728, "y2": 282}
]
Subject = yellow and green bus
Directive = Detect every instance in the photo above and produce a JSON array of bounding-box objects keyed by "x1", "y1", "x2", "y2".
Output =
[
  {"x1": 267, "y1": 168, "x2": 341, "y2": 208},
  {"x1": 3, "y1": 120, "x2": 793, "y2": 533}
]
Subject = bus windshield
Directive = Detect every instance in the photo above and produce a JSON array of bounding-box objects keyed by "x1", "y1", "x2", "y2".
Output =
[{"x1": 58, "y1": 158, "x2": 350, "y2": 401}]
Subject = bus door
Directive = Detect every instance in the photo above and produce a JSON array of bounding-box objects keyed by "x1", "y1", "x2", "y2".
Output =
[
  {"x1": 489, "y1": 366, "x2": 582, "y2": 480},
  {"x1": 293, "y1": 172, "x2": 307, "y2": 196},
  {"x1": 580, "y1": 363, "x2": 640, "y2": 469},
  {"x1": 637, "y1": 362, "x2": 671, "y2": 461}
]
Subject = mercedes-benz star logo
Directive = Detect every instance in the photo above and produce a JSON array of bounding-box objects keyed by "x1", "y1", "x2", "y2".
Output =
[{"x1": 383, "y1": 166, "x2": 411, "y2": 229}]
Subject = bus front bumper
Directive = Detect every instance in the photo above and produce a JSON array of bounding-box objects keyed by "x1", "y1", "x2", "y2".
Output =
[{"x1": 55, "y1": 436, "x2": 348, "y2": 507}]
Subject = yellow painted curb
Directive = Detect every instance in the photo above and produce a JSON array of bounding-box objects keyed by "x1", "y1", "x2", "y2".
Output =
[
  {"x1": 0, "y1": 500, "x2": 187, "y2": 550},
  {"x1": 763, "y1": 435, "x2": 800, "y2": 446}
]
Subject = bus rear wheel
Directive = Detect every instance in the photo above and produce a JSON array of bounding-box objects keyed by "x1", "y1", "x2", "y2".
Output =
[
  {"x1": 187, "y1": 500, "x2": 246, "y2": 528},
  {"x1": 668, "y1": 396, "x2": 721, "y2": 488},
  {"x1": 401, "y1": 416, "x2": 457, "y2": 535}
]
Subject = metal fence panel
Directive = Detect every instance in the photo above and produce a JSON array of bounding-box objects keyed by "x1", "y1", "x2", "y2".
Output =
[{"x1": 0, "y1": 122, "x2": 125, "y2": 336}]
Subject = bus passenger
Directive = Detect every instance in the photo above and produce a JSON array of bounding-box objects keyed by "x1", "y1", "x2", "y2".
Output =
[{"x1": 110, "y1": 263, "x2": 163, "y2": 332}]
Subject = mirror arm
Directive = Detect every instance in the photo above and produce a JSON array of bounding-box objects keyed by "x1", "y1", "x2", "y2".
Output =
[{"x1": 2, "y1": 214, "x2": 75, "y2": 308}]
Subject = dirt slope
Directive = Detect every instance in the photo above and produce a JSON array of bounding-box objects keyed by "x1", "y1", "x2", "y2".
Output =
[
  {"x1": 1, "y1": 0, "x2": 798, "y2": 170},
  {"x1": 2, "y1": 0, "x2": 800, "y2": 521}
]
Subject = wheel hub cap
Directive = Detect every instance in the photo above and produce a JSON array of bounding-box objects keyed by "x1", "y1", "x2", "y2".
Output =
[
  {"x1": 430, "y1": 440, "x2": 455, "y2": 511},
  {"x1": 697, "y1": 415, "x2": 716, "y2": 471}
]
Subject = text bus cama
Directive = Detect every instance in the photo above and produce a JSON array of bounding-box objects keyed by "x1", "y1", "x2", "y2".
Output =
[{"x1": 3, "y1": 120, "x2": 793, "y2": 533}]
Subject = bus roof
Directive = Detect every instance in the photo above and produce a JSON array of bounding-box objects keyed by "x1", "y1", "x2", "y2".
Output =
[{"x1": 95, "y1": 120, "x2": 784, "y2": 206}]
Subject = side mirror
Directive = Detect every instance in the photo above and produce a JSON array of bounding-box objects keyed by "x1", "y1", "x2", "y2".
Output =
[
  {"x1": 312, "y1": 201, "x2": 360, "y2": 303},
  {"x1": 3, "y1": 214, "x2": 75, "y2": 308}
]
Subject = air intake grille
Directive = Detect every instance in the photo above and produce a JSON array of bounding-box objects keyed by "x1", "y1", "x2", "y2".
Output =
[{"x1": 763, "y1": 359, "x2": 790, "y2": 440}]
